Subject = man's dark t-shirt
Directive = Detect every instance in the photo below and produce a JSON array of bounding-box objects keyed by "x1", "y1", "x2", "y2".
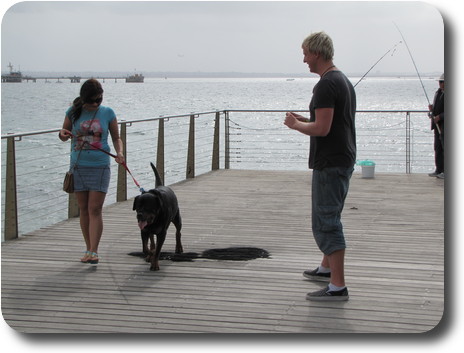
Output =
[
  {"x1": 308, "y1": 70, "x2": 357, "y2": 170},
  {"x1": 431, "y1": 88, "x2": 444, "y2": 131}
]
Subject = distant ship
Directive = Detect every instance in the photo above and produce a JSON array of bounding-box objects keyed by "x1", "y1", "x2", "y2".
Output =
[
  {"x1": 2, "y1": 63, "x2": 23, "y2": 83},
  {"x1": 126, "y1": 73, "x2": 144, "y2": 83}
]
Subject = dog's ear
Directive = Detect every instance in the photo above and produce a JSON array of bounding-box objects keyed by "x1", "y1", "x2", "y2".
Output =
[{"x1": 133, "y1": 195, "x2": 139, "y2": 211}]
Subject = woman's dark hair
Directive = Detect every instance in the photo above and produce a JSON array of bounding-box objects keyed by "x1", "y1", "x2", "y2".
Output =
[{"x1": 69, "y1": 79, "x2": 104, "y2": 124}]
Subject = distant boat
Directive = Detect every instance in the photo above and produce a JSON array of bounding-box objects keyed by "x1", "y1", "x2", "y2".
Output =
[
  {"x1": 126, "y1": 73, "x2": 144, "y2": 83},
  {"x1": 2, "y1": 63, "x2": 22, "y2": 83}
]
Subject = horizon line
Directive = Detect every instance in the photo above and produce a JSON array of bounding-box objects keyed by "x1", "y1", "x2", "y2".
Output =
[{"x1": 1, "y1": 70, "x2": 443, "y2": 78}]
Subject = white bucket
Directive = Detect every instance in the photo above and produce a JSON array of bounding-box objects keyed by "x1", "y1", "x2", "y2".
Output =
[{"x1": 361, "y1": 165, "x2": 375, "y2": 179}]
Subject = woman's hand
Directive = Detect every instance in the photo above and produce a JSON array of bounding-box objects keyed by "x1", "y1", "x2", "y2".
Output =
[
  {"x1": 59, "y1": 129, "x2": 73, "y2": 141},
  {"x1": 115, "y1": 152, "x2": 125, "y2": 165}
]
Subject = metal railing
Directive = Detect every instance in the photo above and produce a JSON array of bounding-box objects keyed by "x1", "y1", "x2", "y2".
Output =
[
  {"x1": 1, "y1": 109, "x2": 432, "y2": 240},
  {"x1": 225, "y1": 110, "x2": 432, "y2": 174}
]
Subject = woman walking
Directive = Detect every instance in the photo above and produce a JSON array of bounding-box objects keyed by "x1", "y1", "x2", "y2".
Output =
[{"x1": 59, "y1": 79, "x2": 125, "y2": 264}]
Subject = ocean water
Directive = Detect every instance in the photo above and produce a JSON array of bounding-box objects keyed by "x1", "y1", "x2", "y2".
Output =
[
  {"x1": 2, "y1": 76, "x2": 436, "y2": 132},
  {"x1": 1, "y1": 76, "x2": 439, "y2": 236}
]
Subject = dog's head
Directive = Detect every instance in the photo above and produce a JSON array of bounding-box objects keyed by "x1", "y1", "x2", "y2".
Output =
[{"x1": 132, "y1": 190, "x2": 163, "y2": 230}]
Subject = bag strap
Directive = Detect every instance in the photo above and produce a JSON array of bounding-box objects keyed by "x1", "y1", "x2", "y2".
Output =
[{"x1": 70, "y1": 108, "x2": 99, "y2": 171}]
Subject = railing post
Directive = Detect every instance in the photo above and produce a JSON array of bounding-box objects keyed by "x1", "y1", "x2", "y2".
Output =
[
  {"x1": 406, "y1": 112, "x2": 411, "y2": 174},
  {"x1": 224, "y1": 111, "x2": 230, "y2": 169},
  {"x1": 212, "y1": 112, "x2": 220, "y2": 171},
  {"x1": 68, "y1": 193, "x2": 79, "y2": 218},
  {"x1": 4, "y1": 136, "x2": 18, "y2": 240},
  {"x1": 64, "y1": 139, "x2": 80, "y2": 218},
  {"x1": 157, "y1": 118, "x2": 165, "y2": 184},
  {"x1": 186, "y1": 114, "x2": 195, "y2": 179},
  {"x1": 117, "y1": 121, "x2": 127, "y2": 201}
]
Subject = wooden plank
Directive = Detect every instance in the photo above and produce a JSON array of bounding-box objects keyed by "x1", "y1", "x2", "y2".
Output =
[{"x1": 1, "y1": 170, "x2": 444, "y2": 333}]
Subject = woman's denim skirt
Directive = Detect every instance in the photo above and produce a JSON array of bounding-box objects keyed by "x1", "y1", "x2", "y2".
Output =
[{"x1": 73, "y1": 165, "x2": 111, "y2": 193}]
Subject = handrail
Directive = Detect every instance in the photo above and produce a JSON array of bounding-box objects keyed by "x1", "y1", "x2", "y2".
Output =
[
  {"x1": 2, "y1": 109, "x2": 432, "y2": 240},
  {"x1": 226, "y1": 109, "x2": 428, "y2": 113},
  {"x1": 1, "y1": 109, "x2": 429, "y2": 140},
  {"x1": 1, "y1": 109, "x2": 225, "y2": 140}
]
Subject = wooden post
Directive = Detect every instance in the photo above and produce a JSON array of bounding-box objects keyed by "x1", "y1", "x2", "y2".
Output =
[
  {"x1": 406, "y1": 112, "x2": 411, "y2": 174},
  {"x1": 224, "y1": 111, "x2": 230, "y2": 169},
  {"x1": 66, "y1": 142, "x2": 79, "y2": 218},
  {"x1": 117, "y1": 122, "x2": 127, "y2": 201},
  {"x1": 212, "y1": 112, "x2": 220, "y2": 171},
  {"x1": 186, "y1": 115, "x2": 195, "y2": 179},
  {"x1": 157, "y1": 118, "x2": 165, "y2": 185},
  {"x1": 68, "y1": 193, "x2": 79, "y2": 218},
  {"x1": 4, "y1": 136, "x2": 18, "y2": 240}
]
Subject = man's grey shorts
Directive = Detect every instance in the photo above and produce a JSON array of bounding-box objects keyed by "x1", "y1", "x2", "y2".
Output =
[{"x1": 311, "y1": 167, "x2": 353, "y2": 255}]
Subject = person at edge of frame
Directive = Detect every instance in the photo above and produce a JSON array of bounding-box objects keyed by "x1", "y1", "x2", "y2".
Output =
[{"x1": 428, "y1": 73, "x2": 444, "y2": 179}]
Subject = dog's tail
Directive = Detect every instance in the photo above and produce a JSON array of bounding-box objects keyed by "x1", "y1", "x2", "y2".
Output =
[{"x1": 150, "y1": 162, "x2": 163, "y2": 187}]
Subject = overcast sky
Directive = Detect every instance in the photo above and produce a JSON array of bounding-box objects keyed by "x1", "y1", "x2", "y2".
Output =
[{"x1": 1, "y1": 1, "x2": 445, "y2": 75}]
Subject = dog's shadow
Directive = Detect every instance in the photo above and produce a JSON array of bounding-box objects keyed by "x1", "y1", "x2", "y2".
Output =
[{"x1": 128, "y1": 247, "x2": 270, "y2": 262}]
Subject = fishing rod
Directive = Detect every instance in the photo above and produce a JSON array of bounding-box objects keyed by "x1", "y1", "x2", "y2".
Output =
[
  {"x1": 393, "y1": 22, "x2": 431, "y2": 105},
  {"x1": 353, "y1": 41, "x2": 402, "y2": 88},
  {"x1": 393, "y1": 22, "x2": 440, "y2": 134}
]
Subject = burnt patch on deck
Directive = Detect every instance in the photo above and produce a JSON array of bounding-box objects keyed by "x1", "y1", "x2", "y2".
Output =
[{"x1": 128, "y1": 247, "x2": 270, "y2": 262}]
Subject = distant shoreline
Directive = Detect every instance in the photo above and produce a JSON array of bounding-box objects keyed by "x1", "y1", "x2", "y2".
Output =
[{"x1": 1, "y1": 71, "x2": 443, "y2": 80}]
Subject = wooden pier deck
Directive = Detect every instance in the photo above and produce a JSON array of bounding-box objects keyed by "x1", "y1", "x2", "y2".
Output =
[{"x1": 1, "y1": 170, "x2": 444, "y2": 333}]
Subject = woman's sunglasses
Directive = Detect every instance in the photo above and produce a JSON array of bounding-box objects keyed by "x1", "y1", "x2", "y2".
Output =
[{"x1": 86, "y1": 96, "x2": 103, "y2": 104}]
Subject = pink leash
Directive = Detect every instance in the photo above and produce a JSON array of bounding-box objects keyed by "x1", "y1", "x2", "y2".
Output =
[
  {"x1": 88, "y1": 143, "x2": 144, "y2": 192},
  {"x1": 68, "y1": 131, "x2": 145, "y2": 192}
]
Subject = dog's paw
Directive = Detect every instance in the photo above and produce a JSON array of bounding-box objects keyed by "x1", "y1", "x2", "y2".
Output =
[
  {"x1": 175, "y1": 245, "x2": 184, "y2": 254},
  {"x1": 150, "y1": 265, "x2": 160, "y2": 271}
]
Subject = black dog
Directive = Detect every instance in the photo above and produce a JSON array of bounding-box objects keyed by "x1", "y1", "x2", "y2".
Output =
[{"x1": 132, "y1": 163, "x2": 183, "y2": 271}]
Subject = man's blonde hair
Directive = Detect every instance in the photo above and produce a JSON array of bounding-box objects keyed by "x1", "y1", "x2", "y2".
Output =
[{"x1": 302, "y1": 31, "x2": 334, "y2": 61}]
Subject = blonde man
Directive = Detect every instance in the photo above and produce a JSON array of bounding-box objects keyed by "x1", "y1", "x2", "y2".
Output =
[{"x1": 285, "y1": 32, "x2": 356, "y2": 301}]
